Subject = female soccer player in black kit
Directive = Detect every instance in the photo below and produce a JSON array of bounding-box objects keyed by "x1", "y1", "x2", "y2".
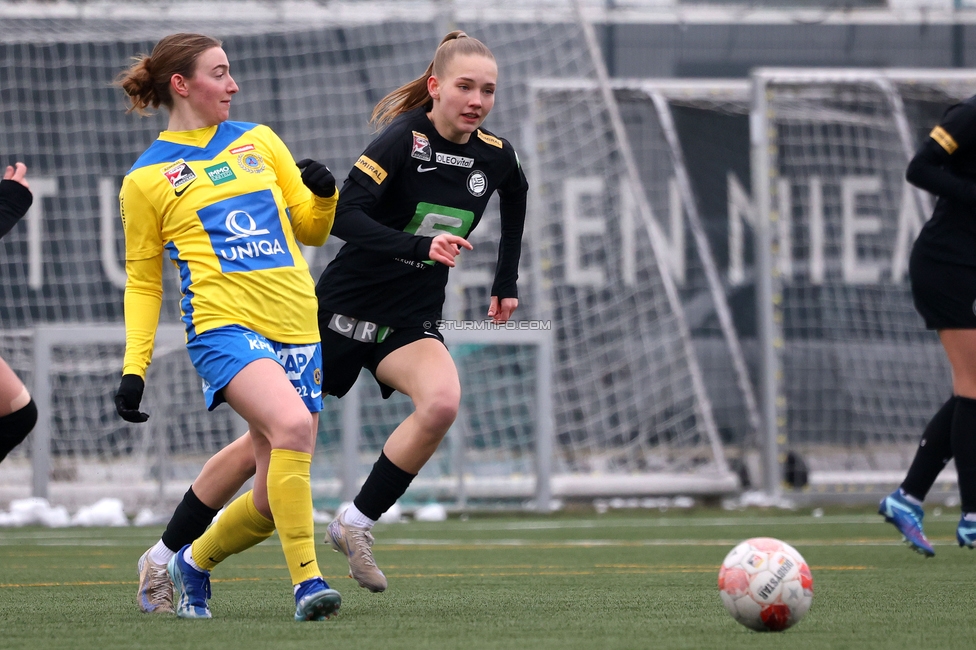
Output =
[
  {"x1": 136, "y1": 30, "x2": 527, "y2": 600},
  {"x1": 0, "y1": 162, "x2": 38, "y2": 464},
  {"x1": 316, "y1": 30, "x2": 527, "y2": 592},
  {"x1": 879, "y1": 95, "x2": 976, "y2": 556}
]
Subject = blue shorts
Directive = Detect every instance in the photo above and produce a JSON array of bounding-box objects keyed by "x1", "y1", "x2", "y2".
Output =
[{"x1": 186, "y1": 324, "x2": 324, "y2": 413}]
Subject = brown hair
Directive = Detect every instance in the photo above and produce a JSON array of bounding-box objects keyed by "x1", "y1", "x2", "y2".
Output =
[
  {"x1": 370, "y1": 30, "x2": 495, "y2": 128},
  {"x1": 115, "y1": 33, "x2": 223, "y2": 115}
]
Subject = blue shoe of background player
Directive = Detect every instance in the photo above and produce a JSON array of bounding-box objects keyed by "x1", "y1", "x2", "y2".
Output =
[
  {"x1": 168, "y1": 544, "x2": 213, "y2": 619},
  {"x1": 957, "y1": 516, "x2": 976, "y2": 549},
  {"x1": 879, "y1": 489, "x2": 935, "y2": 557},
  {"x1": 294, "y1": 577, "x2": 341, "y2": 621}
]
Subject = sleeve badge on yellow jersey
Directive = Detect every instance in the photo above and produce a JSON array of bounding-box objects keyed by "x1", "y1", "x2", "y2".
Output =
[
  {"x1": 411, "y1": 131, "x2": 432, "y2": 161},
  {"x1": 237, "y1": 151, "x2": 266, "y2": 174},
  {"x1": 355, "y1": 155, "x2": 388, "y2": 185},
  {"x1": 162, "y1": 159, "x2": 197, "y2": 196}
]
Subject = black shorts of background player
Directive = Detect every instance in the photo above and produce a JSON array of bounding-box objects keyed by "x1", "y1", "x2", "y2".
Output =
[
  {"x1": 880, "y1": 94, "x2": 976, "y2": 555},
  {"x1": 144, "y1": 30, "x2": 528, "y2": 594},
  {"x1": 0, "y1": 162, "x2": 38, "y2": 464}
]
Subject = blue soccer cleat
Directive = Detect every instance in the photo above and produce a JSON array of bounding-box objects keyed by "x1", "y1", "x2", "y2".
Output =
[
  {"x1": 294, "y1": 577, "x2": 342, "y2": 621},
  {"x1": 167, "y1": 544, "x2": 213, "y2": 619},
  {"x1": 879, "y1": 489, "x2": 935, "y2": 557},
  {"x1": 957, "y1": 516, "x2": 976, "y2": 549}
]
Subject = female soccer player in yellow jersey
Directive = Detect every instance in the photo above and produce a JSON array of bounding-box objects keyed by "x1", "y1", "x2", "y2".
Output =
[
  {"x1": 138, "y1": 30, "x2": 527, "y2": 598},
  {"x1": 0, "y1": 162, "x2": 38, "y2": 465},
  {"x1": 114, "y1": 33, "x2": 341, "y2": 621}
]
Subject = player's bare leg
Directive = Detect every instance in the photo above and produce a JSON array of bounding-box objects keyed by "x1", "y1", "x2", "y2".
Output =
[{"x1": 328, "y1": 338, "x2": 460, "y2": 592}]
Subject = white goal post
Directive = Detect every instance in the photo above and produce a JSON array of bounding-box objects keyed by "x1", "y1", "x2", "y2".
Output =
[{"x1": 751, "y1": 68, "x2": 976, "y2": 498}]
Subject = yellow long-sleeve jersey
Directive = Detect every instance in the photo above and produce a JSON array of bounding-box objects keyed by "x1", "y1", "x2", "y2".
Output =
[{"x1": 120, "y1": 121, "x2": 336, "y2": 378}]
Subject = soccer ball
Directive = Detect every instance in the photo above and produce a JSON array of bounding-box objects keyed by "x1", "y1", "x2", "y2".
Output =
[{"x1": 718, "y1": 537, "x2": 813, "y2": 632}]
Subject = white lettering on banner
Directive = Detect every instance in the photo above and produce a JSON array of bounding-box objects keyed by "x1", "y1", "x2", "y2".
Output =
[
  {"x1": 841, "y1": 176, "x2": 883, "y2": 284},
  {"x1": 25, "y1": 174, "x2": 930, "y2": 292},
  {"x1": 809, "y1": 176, "x2": 824, "y2": 285},
  {"x1": 25, "y1": 177, "x2": 58, "y2": 290},
  {"x1": 566, "y1": 173, "x2": 924, "y2": 291},
  {"x1": 563, "y1": 176, "x2": 606, "y2": 287},
  {"x1": 99, "y1": 178, "x2": 127, "y2": 289},
  {"x1": 620, "y1": 177, "x2": 684, "y2": 286},
  {"x1": 727, "y1": 172, "x2": 755, "y2": 287},
  {"x1": 891, "y1": 181, "x2": 925, "y2": 282}
]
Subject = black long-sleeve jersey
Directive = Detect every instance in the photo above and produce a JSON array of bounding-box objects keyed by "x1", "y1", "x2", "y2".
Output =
[
  {"x1": 908, "y1": 94, "x2": 976, "y2": 266},
  {"x1": 316, "y1": 106, "x2": 529, "y2": 328},
  {"x1": 0, "y1": 179, "x2": 32, "y2": 240}
]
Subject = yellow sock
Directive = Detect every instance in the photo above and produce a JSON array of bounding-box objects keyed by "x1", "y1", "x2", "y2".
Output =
[
  {"x1": 190, "y1": 490, "x2": 275, "y2": 572},
  {"x1": 267, "y1": 448, "x2": 320, "y2": 585}
]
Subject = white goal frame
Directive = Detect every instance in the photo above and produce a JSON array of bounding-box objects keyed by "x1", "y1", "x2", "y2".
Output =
[{"x1": 751, "y1": 68, "x2": 976, "y2": 498}]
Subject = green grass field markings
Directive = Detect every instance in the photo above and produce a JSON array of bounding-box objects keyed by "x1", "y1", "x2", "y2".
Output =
[
  {"x1": 376, "y1": 537, "x2": 934, "y2": 549},
  {"x1": 0, "y1": 564, "x2": 869, "y2": 589}
]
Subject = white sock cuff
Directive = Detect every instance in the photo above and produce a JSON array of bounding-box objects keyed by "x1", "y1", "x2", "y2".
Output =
[
  {"x1": 183, "y1": 546, "x2": 205, "y2": 572},
  {"x1": 342, "y1": 504, "x2": 376, "y2": 529},
  {"x1": 148, "y1": 539, "x2": 176, "y2": 565}
]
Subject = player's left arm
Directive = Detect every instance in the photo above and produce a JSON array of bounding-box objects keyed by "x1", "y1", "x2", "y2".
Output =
[
  {"x1": 267, "y1": 128, "x2": 337, "y2": 246},
  {"x1": 488, "y1": 144, "x2": 529, "y2": 323}
]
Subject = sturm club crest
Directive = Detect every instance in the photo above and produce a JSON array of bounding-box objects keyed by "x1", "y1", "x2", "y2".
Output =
[
  {"x1": 411, "y1": 131, "x2": 432, "y2": 161},
  {"x1": 467, "y1": 170, "x2": 487, "y2": 197}
]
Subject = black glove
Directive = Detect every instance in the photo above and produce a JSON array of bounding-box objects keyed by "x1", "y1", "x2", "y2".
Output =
[
  {"x1": 296, "y1": 159, "x2": 336, "y2": 198},
  {"x1": 115, "y1": 374, "x2": 149, "y2": 423}
]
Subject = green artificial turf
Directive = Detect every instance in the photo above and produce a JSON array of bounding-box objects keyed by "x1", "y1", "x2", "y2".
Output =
[{"x1": 0, "y1": 507, "x2": 972, "y2": 650}]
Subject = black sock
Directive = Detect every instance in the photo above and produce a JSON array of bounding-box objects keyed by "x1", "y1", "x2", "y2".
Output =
[
  {"x1": 951, "y1": 397, "x2": 976, "y2": 514},
  {"x1": 161, "y1": 487, "x2": 221, "y2": 552},
  {"x1": 901, "y1": 396, "x2": 956, "y2": 501},
  {"x1": 353, "y1": 451, "x2": 417, "y2": 521},
  {"x1": 0, "y1": 399, "x2": 37, "y2": 464}
]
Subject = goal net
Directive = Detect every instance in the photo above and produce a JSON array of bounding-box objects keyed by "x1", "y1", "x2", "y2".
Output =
[
  {"x1": 0, "y1": 2, "x2": 737, "y2": 514},
  {"x1": 751, "y1": 69, "x2": 976, "y2": 493}
]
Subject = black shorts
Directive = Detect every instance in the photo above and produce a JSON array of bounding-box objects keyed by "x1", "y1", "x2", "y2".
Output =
[
  {"x1": 909, "y1": 244, "x2": 976, "y2": 330},
  {"x1": 317, "y1": 310, "x2": 445, "y2": 399}
]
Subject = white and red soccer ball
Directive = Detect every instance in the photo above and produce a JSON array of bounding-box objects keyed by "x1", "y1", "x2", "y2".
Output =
[{"x1": 718, "y1": 537, "x2": 813, "y2": 632}]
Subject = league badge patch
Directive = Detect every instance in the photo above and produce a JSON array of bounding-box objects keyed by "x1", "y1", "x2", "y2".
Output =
[
  {"x1": 411, "y1": 131, "x2": 432, "y2": 161},
  {"x1": 161, "y1": 159, "x2": 197, "y2": 196}
]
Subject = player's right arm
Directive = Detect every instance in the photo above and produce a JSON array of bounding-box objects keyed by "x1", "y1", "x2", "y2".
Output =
[
  {"x1": 906, "y1": 101, "x2": 976, "y2": 208},
  {"x1": 118, "y1": 177, "x2": 164, "y2": 380},
  {"x1": 331, "y1": 180, "x2": 469, "y2": 265}
]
